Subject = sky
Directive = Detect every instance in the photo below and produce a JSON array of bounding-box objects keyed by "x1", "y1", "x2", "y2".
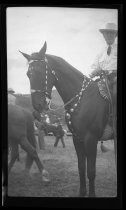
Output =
[{"x1": 7, "y1": 7, "x2": 117, "y2": 94}]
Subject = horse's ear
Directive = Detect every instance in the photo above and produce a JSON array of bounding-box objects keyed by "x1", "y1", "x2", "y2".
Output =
[
  {"x1": 19, "y1": 50, "x2": 31, "y2": 61},
  {"x1": 39, "y1": 41, "x2": 47, "y2": 57}
]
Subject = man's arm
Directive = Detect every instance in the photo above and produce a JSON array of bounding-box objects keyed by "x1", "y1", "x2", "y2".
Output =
[{"x1": 89, "y1": 52, "x2": 102, "y2": 78}]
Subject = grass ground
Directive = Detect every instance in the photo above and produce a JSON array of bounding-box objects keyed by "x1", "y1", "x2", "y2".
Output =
[{"x1": 8, "y1": 136, "x2": 117, "y2": 197}]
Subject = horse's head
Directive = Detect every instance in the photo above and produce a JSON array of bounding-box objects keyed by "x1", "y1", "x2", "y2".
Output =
[{"x1": 19, "y1": 42, "x2": 56, "y2": 112}]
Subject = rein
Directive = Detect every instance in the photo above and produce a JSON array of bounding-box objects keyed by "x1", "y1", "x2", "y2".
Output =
[{"x1": 48, "y1": 77, "x2": 92, "y2": 113}]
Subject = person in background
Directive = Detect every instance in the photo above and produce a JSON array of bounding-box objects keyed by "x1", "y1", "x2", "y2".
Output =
[
  {"x1": 33, "y1": 111, "x2": 46, "y2": 151},
  {"x1": 45, "y1": 114, "x2": 50, "y2": 124},
  {"x1": 54, "y1": 118, "x2": 65, "y2": 148},
  {"x1": 8, "y1": 88, "x2": 16, "y2": 104},
  {"x1": 90, "y1": 22, "x2": 117, "y2": 150}
]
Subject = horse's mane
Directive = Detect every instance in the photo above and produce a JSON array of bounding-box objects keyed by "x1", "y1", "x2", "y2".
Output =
[{"x1": 46, "y1": 54, "x2": 84, "y2": 78}]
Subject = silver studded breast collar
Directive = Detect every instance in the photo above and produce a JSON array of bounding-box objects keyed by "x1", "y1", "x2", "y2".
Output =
[
  {"x1": 65, "y1": 76, "x2": 92, "y2": 114},
  {"x1": 65, "y1": 77, "x2": 92, "y2": 136}
]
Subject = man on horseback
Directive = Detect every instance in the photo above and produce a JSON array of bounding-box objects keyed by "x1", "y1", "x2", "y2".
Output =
[
  {"x1": 20, "y1": 39, "x2": 117, "y2": 196},
  {"x1": 90, "y1": 22, "x2": 117, "y2": 150},
  {"x1": 90, "y1": 22, "x2": 117, "y2": 85}
]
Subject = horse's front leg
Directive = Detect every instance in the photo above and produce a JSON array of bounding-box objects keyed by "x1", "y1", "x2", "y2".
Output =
[
  {"x1": 20, "y1": 137, "x2": 50, "y2": 183},
  {"x1": 73, "y1": 137, "x2": 87, "y2": 197},
  {"x1": 86, "y1": 133, "x2": 97, "y2": 197}
]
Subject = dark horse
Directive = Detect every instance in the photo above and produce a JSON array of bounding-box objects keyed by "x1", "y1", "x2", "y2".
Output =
[
  {"x1": 20, "y1": 42, "x2": 117, "y2": 197},
  {"x1": 8, "y1": 104, "x2": 50, "y2": 182}
]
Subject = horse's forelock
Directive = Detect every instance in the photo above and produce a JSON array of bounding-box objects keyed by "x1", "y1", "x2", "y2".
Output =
[{"x1": 30, "y1": 52, "x2": 44, "y2": 60}]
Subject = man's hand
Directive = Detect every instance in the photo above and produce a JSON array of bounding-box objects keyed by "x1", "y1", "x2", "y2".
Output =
[{"x1": 89, "y1": 69, "x2": 103, "y2": 78}]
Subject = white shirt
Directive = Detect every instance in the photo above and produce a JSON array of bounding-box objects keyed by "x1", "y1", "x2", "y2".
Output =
[
  {"x1": 91, "y1": 43, "x2": 117, "y2": 72},
  {"x1": 8, "y1": 94, "x2": 16, "y2": 104}
]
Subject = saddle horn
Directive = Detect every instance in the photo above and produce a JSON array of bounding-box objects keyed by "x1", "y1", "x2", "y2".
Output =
[
  {"x1": 39, "y1": 41, "x2": 47, "y2": 57},
  {"x1": 19, "y1": 50, "x2": 31, "y2": 61}
]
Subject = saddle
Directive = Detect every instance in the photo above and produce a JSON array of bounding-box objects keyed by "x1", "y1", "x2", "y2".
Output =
[
  {"x1": 96, "y1": 71, "x2": 117, "y2": 141},
  {"x1": 97, "y1": 71, "x2": 117, "y2": 103}
]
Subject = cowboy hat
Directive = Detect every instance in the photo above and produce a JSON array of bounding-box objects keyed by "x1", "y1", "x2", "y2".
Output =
[{"x1": 99, "y1": 23, "x2": 117, "y2": 33}]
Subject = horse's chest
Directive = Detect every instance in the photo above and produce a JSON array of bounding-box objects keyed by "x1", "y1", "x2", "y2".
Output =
[
  {"x1": 65, "y1": 96, "x2": 93, "y2": 138},
  {"x1": 65, "y1": 109, "x2": 81, "y2": 137}
]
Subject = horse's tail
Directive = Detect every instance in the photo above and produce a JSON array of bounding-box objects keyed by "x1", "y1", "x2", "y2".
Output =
[{"x1": 100, "y1": 141, "x2": 110, "y2": 153}]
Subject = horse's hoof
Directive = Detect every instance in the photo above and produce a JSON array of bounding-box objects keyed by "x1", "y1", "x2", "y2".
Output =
[
  {"x1": 42, "y1": 169, "x2": 49, "y2": 176},
  {"x1": 42, "y1": 176, "x2": 50, "y2": 183},
  {"x1": 42, "y1": 169, "x2": 50, "y2": 183}
]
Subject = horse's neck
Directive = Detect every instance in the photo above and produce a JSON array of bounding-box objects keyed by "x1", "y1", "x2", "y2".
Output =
[
  {"x1": 48, "y1": 55, "x2": 84, "y2": 103},
  {"x1": 55, "y1": 72, "x2": 83, "y2": 104}
]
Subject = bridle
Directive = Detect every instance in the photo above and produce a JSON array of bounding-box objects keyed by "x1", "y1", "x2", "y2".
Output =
[
  {"x1": 28, "y1": 57, "x2": 58, "y2": 105},
  {"x1": 28, "y1": 56, "x2": 93, "y2": 136},
  {"x1": 28, "y1": 56, "x2": 92, "y2": 115}
]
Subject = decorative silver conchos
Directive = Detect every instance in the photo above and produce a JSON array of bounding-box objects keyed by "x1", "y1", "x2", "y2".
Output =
[
  {"x1": 52, "y1": 70, "x2": 55, "y2": 75},
  {"x1": 66, "y1": 112, "x2": 71, "y2": 119},
  {"x1": 45, "y1": 57, "x2": 48, "y2": 63},
  {"x1": 70, "y1": 108, "x2": 74, "y2": 112},
  {"x1": 65, "y1": 77, "x2": 91, "y2": 118}
]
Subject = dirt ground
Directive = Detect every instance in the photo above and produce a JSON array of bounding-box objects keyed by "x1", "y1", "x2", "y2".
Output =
[{"x1": 8, "y1": 136, "x2": 117, "y2": 197}]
